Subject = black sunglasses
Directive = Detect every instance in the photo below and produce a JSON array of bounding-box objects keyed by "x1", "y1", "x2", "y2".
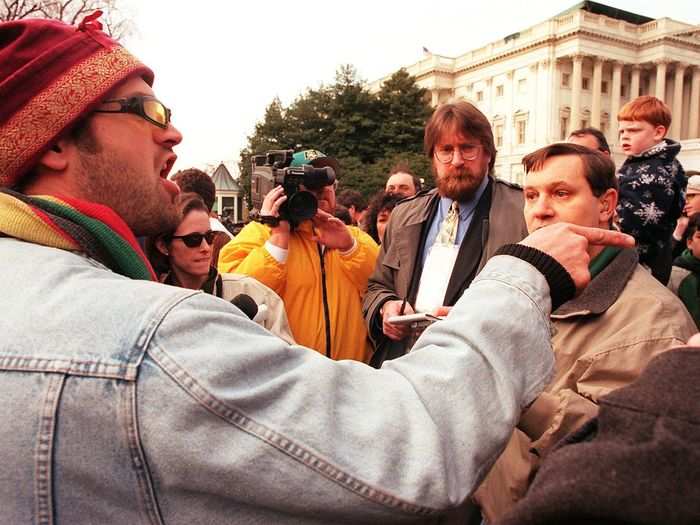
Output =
[
  {"x1": 94, "y1": 95, "x2": 172, "y2": 129},
  {"x1": 170, "y1": 230, "x2": 216, "y2": 248}
]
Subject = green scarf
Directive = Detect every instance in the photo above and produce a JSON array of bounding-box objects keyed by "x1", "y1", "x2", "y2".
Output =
[{"x1": 589, "y1": 246, "x2": 622, "y2": 279}]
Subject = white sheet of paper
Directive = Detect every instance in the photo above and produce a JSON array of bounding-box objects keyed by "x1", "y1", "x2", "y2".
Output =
[{"x1": 414, "y1": 243, "x2": 460, "y2": 313}]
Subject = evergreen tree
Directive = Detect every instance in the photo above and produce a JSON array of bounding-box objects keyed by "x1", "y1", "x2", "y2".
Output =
[
  {"x1": 376, "y1": 68, "x2": 432, "y2": 157},
  {"x1": 286, "y1": 87, "x2": 332, "y2": 151},
  {"x1": 238, "y1": 65, "x2": 434, "y2": 205},
  {"x1": 322, "y1": 64, "x2": 379, "y2": 163}
]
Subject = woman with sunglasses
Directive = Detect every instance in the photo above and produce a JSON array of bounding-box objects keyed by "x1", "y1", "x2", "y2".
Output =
[{"x1": 148, "y1": 194, "x2": 222, "y2": 296}]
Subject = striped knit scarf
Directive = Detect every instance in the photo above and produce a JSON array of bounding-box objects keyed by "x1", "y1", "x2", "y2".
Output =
[{"x1": 0, "y1": 188, "x2": 156, "y2": 280}]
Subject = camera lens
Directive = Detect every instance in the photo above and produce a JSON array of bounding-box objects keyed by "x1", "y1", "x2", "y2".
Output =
[
  {"x1": 285, "y1": 191, "x2": 318, "y2": 222},
  {"x1": 302, "y1": 166, "x2": 336, "y2": 190}
]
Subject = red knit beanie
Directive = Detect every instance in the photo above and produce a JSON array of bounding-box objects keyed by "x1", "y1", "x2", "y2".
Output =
[{"x1": 0, "y1": 12, "x2": 153, "y2": 187}]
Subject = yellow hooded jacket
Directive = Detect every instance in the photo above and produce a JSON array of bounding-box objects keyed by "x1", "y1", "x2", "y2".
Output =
[{"x1": 218, "y1": 221, "x2": 379, "y2": 362}]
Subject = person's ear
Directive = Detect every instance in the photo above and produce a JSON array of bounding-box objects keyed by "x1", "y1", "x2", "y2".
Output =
[
  {"x1": 654, "y1": 125, "x2": 667, "y2": 141},
  {"x1": 36, "y1": 138, "x2": 73, "y2": 172},
  {"x1": 155, "y1": 237, "x2": 169, "y2": 256},
  {"x1": 599, "y1": 188, "x2": 618, "y2": 224}
]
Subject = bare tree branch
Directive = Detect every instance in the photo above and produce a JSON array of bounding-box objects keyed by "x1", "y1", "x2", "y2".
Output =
[
  {"x1": 1, "y1": 0, "x2": 134, "y2": 40},
  {"x1": 1, "y1": 0, "x2": 42, "y2": 21}
]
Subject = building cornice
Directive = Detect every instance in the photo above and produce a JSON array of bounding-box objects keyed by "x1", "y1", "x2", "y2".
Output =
[
  {"x1": 425, "y1": 28, "x2": 700, "y2": 77},
  {"x1": 370, "y1": 9, "x2": 700, "y2": 91}
]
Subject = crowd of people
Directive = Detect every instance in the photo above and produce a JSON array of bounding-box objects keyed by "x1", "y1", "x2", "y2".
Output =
[{"x1": 1, "y1": 13, "x2": 699, "y2": 525}]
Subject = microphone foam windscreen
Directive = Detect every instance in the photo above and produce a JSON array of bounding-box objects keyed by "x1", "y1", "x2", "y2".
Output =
[{"x1": 231, "y1": 293, "x2": 258, "y2": 320}]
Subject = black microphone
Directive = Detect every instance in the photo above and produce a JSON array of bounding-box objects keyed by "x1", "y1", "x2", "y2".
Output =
[{"x1": 231, "y1": 293, "x2": 258, "y2": 320}]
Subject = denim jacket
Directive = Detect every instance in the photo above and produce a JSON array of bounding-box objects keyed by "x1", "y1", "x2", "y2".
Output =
[{"x1": 0, "y1": 237, "x2": 554, "y2": 524}]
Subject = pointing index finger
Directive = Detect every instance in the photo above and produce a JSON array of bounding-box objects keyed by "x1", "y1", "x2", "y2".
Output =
[{"x1": 569, "y1": 225, "x2": 635, "y2": 248}]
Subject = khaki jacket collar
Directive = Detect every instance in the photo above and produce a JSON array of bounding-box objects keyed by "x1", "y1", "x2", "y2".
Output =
[{"x1": 553, "y1": 247, "x2": 638, "y2": 318}]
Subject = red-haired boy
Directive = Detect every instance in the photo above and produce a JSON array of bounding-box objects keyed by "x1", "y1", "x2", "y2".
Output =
[{"x1": 616, "y1": 95, "x2": 687, "y2": 284}]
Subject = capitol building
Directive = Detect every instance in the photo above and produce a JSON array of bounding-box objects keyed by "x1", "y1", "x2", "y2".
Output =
[{"x1": 370, "y1": 1, "x2": 700, "y2": 183}]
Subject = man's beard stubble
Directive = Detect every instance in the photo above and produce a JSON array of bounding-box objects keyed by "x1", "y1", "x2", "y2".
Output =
[{"x1": 75, "y1": 147, "x2": 180, "y2": 237}]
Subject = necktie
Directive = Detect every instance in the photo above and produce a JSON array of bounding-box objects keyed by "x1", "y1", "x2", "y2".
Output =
[{"x1": 436, "y1": 201, "x2": 459, "y2": 246}]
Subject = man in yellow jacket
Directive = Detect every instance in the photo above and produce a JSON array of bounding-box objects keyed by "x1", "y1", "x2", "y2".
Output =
[{"x1": 219, "y1": 151, "x2": 379, "y2": 362}]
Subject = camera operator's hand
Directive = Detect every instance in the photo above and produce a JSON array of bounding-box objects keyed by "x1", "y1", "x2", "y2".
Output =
[
  {"x1": 311, "y1": 210, "x2": 354, "y2": 251},
  {"x1": 261, "y1": 186, "x2": 290, "y2": 249}
]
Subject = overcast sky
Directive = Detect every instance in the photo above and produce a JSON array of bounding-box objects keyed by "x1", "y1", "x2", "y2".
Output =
[{"x1": 121, "y1": 0, "x2": 697, "y2": 176}]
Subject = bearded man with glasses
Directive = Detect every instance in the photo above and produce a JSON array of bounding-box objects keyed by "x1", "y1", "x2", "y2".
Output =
[{"x1": 364, "y1": 100, "x2": 529, "y2": 366}]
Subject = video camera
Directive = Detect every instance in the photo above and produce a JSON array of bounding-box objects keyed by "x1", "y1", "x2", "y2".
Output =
[{"x1": 251, "y1": 149, "x2": 337, "y2": 226}]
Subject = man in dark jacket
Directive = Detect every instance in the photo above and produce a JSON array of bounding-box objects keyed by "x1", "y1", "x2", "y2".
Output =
[{"x1": 363, "y1": 101, "x2": 528, "y2": 366}]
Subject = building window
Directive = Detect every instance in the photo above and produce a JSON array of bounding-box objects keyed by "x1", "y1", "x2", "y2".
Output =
[
  {"x1": 601, "y1": 81, "x2": 609, "y2": 94},
  {"x1": 562, "y1": 72, "x2": 570, "y2": 87},
  {"x1": 601, "y1": 121, "x2": 607, "y2": 134},
  {"x1": 516, "y1": 119, "x2": 527, "y2": 145},
  {"x1": 476, "y1": 90, "x2": 484, "y2": 102},
  {"x1": 560, "y1": 117, "x2": 569, "y2": 140},
  {"x1": 621, "y1": 84, "x2": 627, "y2": 97},
  {"x1": 495, "y1": 124, "x2": 504, "y2": 147},
  {"x1": 518, "y1": 78, "x2": 527, "y2": 94},
  {"x1": 581, "y1": 119, "x2": 588, "y2": 129},
  {"x1": 582, "y1": 77, "x2": 590, "y2": 90},
  {"x1": 496, "y1": 84, "x2": 504, "y2": 97}
]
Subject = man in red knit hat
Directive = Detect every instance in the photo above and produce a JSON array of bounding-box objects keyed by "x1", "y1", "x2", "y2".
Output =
[{"x1": 0, "y1": 14, "x2": 634, "y2": 525}]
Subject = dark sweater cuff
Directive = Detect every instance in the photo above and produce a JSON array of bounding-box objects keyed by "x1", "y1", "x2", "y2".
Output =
[{"x1": 494, "y1": 244, "x2": 575, "y2": 311}]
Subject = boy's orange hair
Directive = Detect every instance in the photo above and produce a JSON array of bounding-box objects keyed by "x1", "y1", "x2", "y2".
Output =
[{"x1": 617, "y1": 95, "x2": 672, "y2": 129}]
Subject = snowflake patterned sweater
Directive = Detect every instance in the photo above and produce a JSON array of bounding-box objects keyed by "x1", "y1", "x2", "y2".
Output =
[{"x1": 616, "y1": 138, "x2": 686, "y2": 284}]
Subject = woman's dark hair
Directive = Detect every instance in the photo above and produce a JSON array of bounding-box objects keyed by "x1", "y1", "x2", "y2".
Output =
[
  {"x1": 146, "y1": 193, "x2": 209, "y2": 276},
  {"x1": 171, "y1": 168, "x2": 216, "y2": 211},
  {"x1": 363, "y1": 191, "x2": 403, "y2": 244}
]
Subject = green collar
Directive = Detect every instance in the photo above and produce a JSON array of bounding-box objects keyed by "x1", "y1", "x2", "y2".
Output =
[
  {"x1": 677, "y1": 249, "x2": 700, "y2": 273},
  {"x1": 553, "y1": 247, "x2": 637, "y2": 317},
  {"x1": 589, "y1": 246, "x2": 622, "y2": 279}
]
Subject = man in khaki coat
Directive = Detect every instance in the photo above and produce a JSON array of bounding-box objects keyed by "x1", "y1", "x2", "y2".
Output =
[
  {"x1": 474, "y1": 143, "x2": 697, "y2": 523},
  {"x1": 363, "y1": 101, "x2": 528, "y2": 366}
]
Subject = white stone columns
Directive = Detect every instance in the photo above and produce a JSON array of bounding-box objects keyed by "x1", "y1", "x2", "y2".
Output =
[
  {"x1": 671, "y1": 63, "x2": 687, "y2": 139},
  {"x1": 655, "y1": 60, "x2": 668, "y2": 102},
  {"x1": 234, "y1": 194, "x2": 239, "y2": 222},
  {"x1": 569, "y1": 54, "x2": 583, "y2": 134},
  {"x1": 537, "y1": 59, "x2": 550, "y2": 144},
  {"x1": 630, "y1": 66, "x2": 641, "y2": 99},
  {"x1": 486, "y1": 77, "x2": 493, "y2": 115},
  {"x1": 610, "y1": 62, "x2": 623, "y2": 142},
  {"x1": 529, "y1": 63, "x2": 538, "y2": 144},
  {"x1": 591, "y1": 58, "x2": 603, "y2": 128},
  {"x1": 540, "y1": 56, "x2": 566, "y2": 144},
  {"x1": 505, "y1": 70, "x2": 515, "y2": 154},
  {"x1": 431, "y1": 90, "x2": 439, "y2": 107},
  {"x1": 690, "y1": 67, "x2": 700, "y2": 139}
]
